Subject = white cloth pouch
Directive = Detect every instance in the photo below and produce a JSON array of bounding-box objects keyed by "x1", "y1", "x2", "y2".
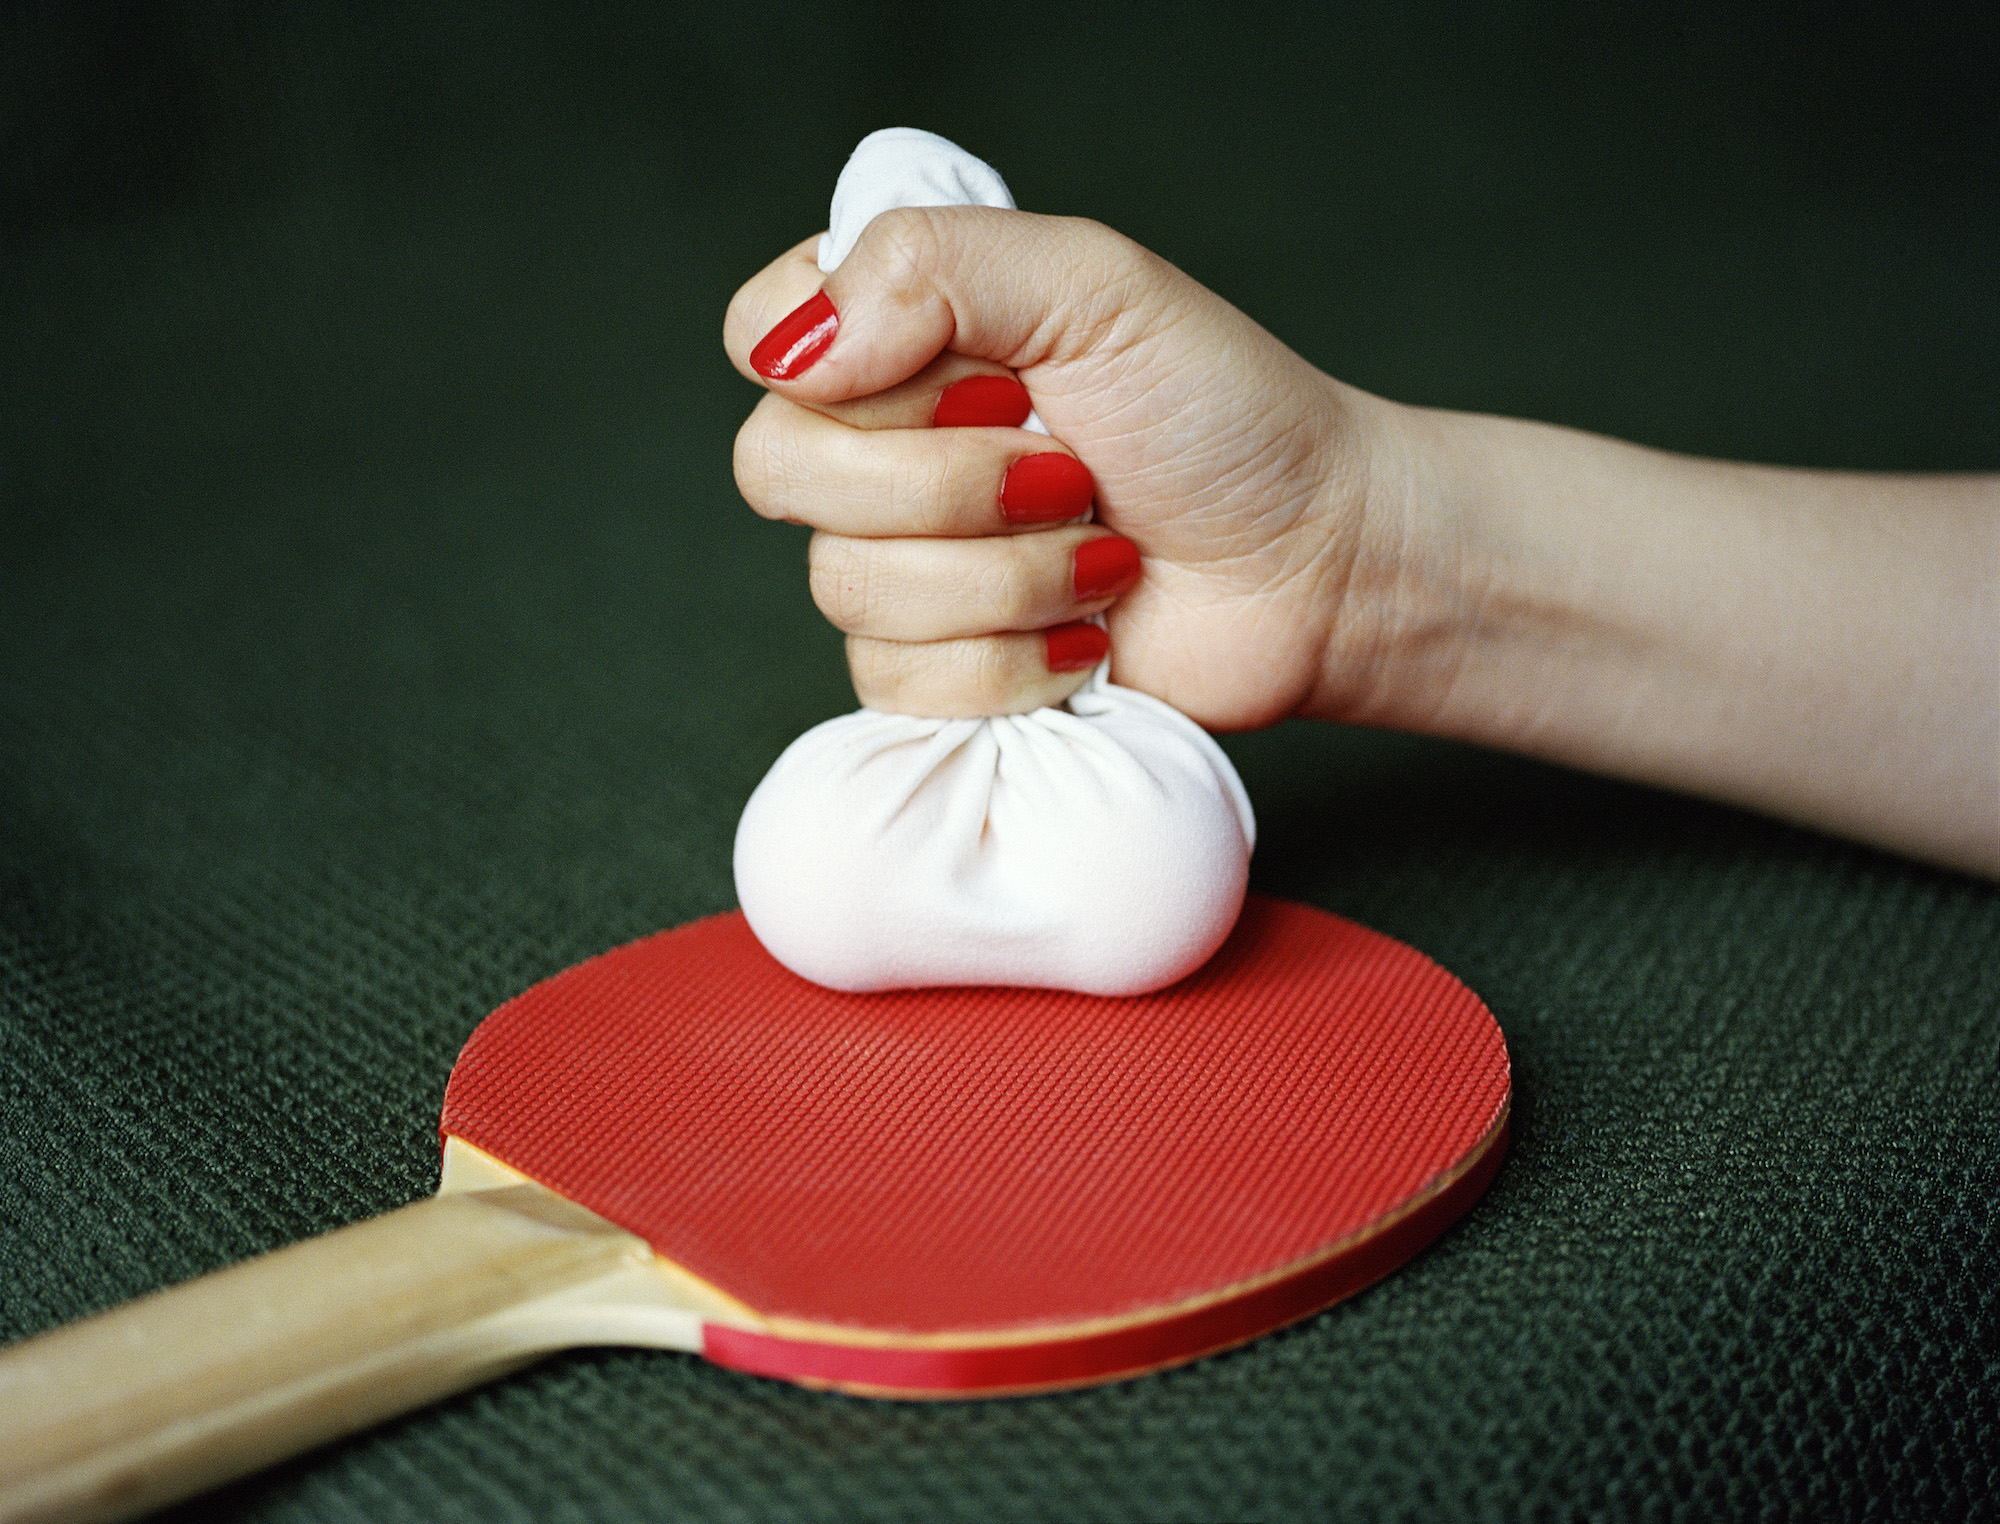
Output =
[{"x1": 733, "y1": 130, "x2": 1256, "y2": 995}]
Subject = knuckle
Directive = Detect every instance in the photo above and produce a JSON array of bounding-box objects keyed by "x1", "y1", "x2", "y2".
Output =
[
  {"x1": 944, "y1": 633, "x2": 1057, "y2": 716},
  {"x1": 731, "y1": 406, "x2": 784, "y2": 516},
  {"x1": 974, "y1": 550, "x2": 1035, "y2": 624},
  {"x1": 845, "y1": 635, "x2": 905, "y2": 710},
  {"x1": 807, "y1": 537, "x2": 873, "y2": 632},
  {"x1": 898, "y1": 439, "x2": 966, "y2": 536},
  {"x1": 861, "y1": 208, "x2": 943, "y2": 307},
  {"x1": 734, "y1": 398, "x2": 818, "y2": 521},
  {"x1": 964, "y1": 637, "x2": 1025, "y2": 710}
]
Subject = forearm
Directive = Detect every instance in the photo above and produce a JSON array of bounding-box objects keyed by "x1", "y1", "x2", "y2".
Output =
[{"x1": 1326, "y1": 402, "x2": 2000, "y2": 877}]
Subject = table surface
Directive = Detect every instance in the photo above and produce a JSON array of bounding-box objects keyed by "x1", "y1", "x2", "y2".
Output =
[{"x1": 4, "y1": 4, "x2": 1995, "y2": 1519}]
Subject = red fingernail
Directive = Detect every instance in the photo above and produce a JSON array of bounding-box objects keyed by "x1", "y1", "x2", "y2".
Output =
[
  {"x1": 1044, "y1": 621, "x2": 1110, "y2": 673},
  {"x1": 933, "y1": 375, "x2": 1033, "y2": 428},
  {"x1": 750, "y1": 290, "x2": 839, "y2": 380},
  {"x1": 1072, "y1": 536, "x2": 1142, "y2": 600},
  {"x1": 1001, "y1": 453, "x2": 1094, "y2": 523}
]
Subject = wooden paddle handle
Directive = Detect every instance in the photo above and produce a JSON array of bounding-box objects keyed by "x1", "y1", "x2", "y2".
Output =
[{"x1": 0, "y1": 1184, "x2": 695, "y2": 1524}]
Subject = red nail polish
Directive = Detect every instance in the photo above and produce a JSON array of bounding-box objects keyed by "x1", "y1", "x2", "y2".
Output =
[
  {"x1": 1001, "y1": 453, "x2": 1093, "y2": 523},
  {"x1": 933, "y1": 375, "x2": 1032, "y2": 428},
  {"x1": 750, "y1": 290, "x2": 838, "y2": 380},
  {"x1": 1072, "y1": 536, "x2": 1142, "y2": 600},
  {"x1": 1044, "y1": 621, "x2": 1110, "y2": 673}
]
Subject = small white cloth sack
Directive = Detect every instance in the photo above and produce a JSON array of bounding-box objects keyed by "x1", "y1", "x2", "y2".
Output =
[
  {"x1": 734, "y1": 130, "x2": 1255, "y2": 995},
  {"x1": 736, "y1": 668, "x2": 1255, "y2": 995},
  {"x1": 815, "y1": 126, "x2": 1017, "y2": 273}
]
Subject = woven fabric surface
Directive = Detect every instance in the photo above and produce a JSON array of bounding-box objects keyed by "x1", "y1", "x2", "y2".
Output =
[{"x1": 4, "y1": 3, "x2": 1996, "y2": 1520}]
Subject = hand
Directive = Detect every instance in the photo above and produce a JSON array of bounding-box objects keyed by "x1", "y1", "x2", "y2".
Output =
[
  {"x1": 725, "y1": 207, "x2": 1999, "y2": 877},
  {"x1": 723, "y1": 209, "x2": 1420, "y2": 730}
]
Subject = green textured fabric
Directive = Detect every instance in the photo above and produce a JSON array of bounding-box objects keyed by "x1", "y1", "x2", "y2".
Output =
[{"x1": 4, "y1": 4, "x2": 1996, "y2": 1520}]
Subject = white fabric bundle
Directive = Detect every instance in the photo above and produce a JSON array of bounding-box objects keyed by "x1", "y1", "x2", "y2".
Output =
[
  {"x1": 815, "y1": 127, "x2": 1017, "y2": 272},
  {"x1": 734, "y1": 130, "x2": 1255, "y2": 996}
]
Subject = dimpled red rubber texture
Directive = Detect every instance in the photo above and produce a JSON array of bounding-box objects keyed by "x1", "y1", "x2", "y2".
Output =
[{"x1": 440, "y1": 895, "x2": 1508, "y2": 1336}]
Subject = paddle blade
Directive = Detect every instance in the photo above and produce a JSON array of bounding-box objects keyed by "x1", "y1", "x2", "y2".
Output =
[{"x1": 441, "y1": 896, "x2": 1509, "y2": 1395}]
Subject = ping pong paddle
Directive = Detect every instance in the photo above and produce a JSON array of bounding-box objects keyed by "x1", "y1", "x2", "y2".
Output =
[{"x1": 0, "y1": 895, "x2": 1507, "y2": 1523}]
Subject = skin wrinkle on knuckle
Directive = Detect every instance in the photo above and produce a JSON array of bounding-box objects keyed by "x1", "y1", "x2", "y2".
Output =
[
  {"x1": 765, "y1": 412, "x2": 833, "y2": 523},
  {"x1": 814, "y1": 416, "x2": 929, "y2": 531},
  {"x1": 862, "y1": 208, "x2": 950, "y2": 326},
  {"x1": 975, "y1": 548, "x2": 1037, "y2": 627},
  {"x1": 808, "y1": 537, "x2": 874, "y2": 632},
  {"x1": 846, "y1": 636, "x2": 896, "y2": 708},
  {"x1": 901, "y1": 438, "x2": 969, "y2": 537},
  {"x1": 732, "y1": 408, "x2": 786, "y2": 519},
  {"x1": 963, "y1": 636, "x2": 1025, "y2": 710}
]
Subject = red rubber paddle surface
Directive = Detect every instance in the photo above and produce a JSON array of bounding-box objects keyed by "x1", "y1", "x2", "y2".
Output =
[{"x1": 440, "y1": 895, "x2": 1509, "y2": 1394}]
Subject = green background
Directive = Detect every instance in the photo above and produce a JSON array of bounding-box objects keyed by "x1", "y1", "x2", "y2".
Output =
[{"x1": 4, "y1": 2, "x2": 1995, "y2": 1518}]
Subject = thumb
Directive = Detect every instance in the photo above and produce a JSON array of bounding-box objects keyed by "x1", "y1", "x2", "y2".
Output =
[{"x1": 724, "y1": 206, "x2": 1166, "y2": 405}]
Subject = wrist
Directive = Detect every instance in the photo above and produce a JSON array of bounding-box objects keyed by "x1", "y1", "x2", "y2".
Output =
[
  {"x1": 1304, "y1": 400, "x2": 2000, "y2": 877},
  {"x1": 1308, "y1": 401, "x2": 1708, "y2": 756},
  {"x1": 1297, "y1": 392, "x2": 1495, "y2": 735}
]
